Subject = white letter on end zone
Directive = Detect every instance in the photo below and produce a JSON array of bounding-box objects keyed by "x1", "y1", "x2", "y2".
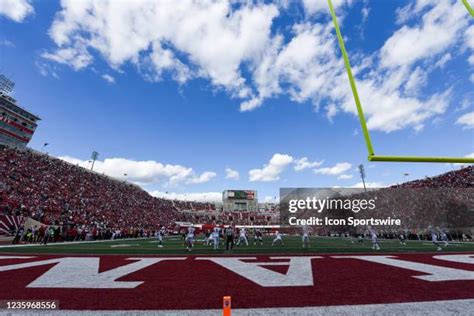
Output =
[
  {"x1": 197, "y1": 256, "x2": 321, "y2": 287},
  {"x1": 0, "y1": 257, "x2": 185, "y2": 288},
  {"x1": 333, "y1": 255, "x2": 474, "y2": 282}
]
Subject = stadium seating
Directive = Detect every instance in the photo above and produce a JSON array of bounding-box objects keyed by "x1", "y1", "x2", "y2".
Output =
[{"x1": 0, "y1": 145, "x2": 180, "y2": 235}]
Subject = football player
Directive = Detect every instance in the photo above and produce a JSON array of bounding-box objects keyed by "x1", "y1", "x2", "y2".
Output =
[
  {"x1": 204, "y1": 230, "x2": 212, "y2": 246},
  {"x1": 236, "y1": 227, "x2": 249, "y2": 246},
  {"x1": 440, "y1": 230, "x2": 449, "y2": 247},
  {"x1": 369, "y1": 227, "x2": 380, "y2": 251},
  {"x1": 186, "y1": 226, "x2": 195, "y2": 252},
  {"x1": 271, "y1": 230, "x2": 284, "y2": 246},
  {"x1": 431, "y1": 228, "x2": 442, "y2": 251},
  {"x1": 398, "y1": 232, "x2": 406, "y2": 246},
  {"x1": 212, "y1": 226, "x2": 221, "y2": 250},
  {"x1": 254, "y1": 228, "x2": 263, "y2": 245},
  {"x1": 156, "y1": 226, "x2": 166, "y2": 248},
  {"x1": 302, "y1": 226, "x2": 310, "y2": 248}
]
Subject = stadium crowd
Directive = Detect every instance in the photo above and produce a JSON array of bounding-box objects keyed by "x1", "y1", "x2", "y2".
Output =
[
  {"x1": 395, "y1": 167, "x2": 473, "y2": 188},
  {"x1": 317, "y1": 166, "x2": 474, "y2": 240},
  {"x1": 0, "y1": 145, "x2": 190, "y2": 242},
  {"x1": 1, "y1": 144, "x2": 473, "y2": 244}
]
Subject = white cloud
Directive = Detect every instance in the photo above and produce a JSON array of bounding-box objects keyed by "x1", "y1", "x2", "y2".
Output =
[
  {"x1": 58, "y1": 156, "x2": 216, "y2": 186},
  {"x1": 44, "y1": 0, "x2": 279, "y2": 97},
  {"x1": 404, "y1": 67, "x2": 427, "y2": 95},
  {"x1": 395, "y1": 3, "x2": 413, "y2": 25},
  {"x1": 294, "y1": 157, "x2": 324, "y2": 171},
  {"x1": 361, "y1": 6, "x2": 370, "y2": 22},
  {"x1": 249, "y1": 153, "x2": 293, "y2": 182},
  {"x1": 187, "y1": 171, "x2": 217, "y2": 184},
  {"x1": 456, "y1": 112, "x2": 474, "y2": 129},
  {"x1": 35, "y1": 61, "x2": 60, "y2": 79},
  {"x1": 466, "y1": 25, "x2": 474, "y2": 65},
  {"x1": 325, "y1": 103, "x2": 338, "y2": 122},
  {"x1": 350, "y1": 72, "x2": 451, "y2": 132},
  {"x1": 248, "y1": 22, "x2": 341, "y2": 110},
  {"x1": 0, "y1": 39, "x2": 14, "y2": 47},
  {"x1": 457, "y1": 96, "x2": 472, "y2": 111},
  {"x1": 314, "y1": 162, "x2": 352, "y2": 176},
  {"x1": 0, "y1": 0, "x2": 33, "y2": 22},
  {"x1": 245, "y1": 16, "x2": 453, "y2": 132},
  {"x1": 337, "y1": 174, "x2": 353, "y2": 180},
  {"x1": 380, "y1": 0, "x2": 469, "y2": 69},
  {"x1": 150, "y1": 191, "x2": 221, "y2": 202},
  {"x1": 434, "y1": 53, "x2": 452, "y2": 69},
  {"x1": 263, "y1": 196, "x2": 279, "y2": 203},
  {"x1": 350, "y1": 182, "x2": 384, "y2": 188},
  {"x1": 452, "y1": 152, "x2": 474, "y2": 166},
  {"x1": 225, "y1": 168, "x2": 239, "y2": 180},
  {"x1": 42, "y1": 47, "x2": 93, "y2": 71},
  {"x1": 302, "y1": 0, "x2": 350, "y2": 15},
  {"x1": 101, "y1": 74, "x2": 115, "y2": 84},
  {"x1": 466, "y1": 25, "x2": 474, "y2": 48}
]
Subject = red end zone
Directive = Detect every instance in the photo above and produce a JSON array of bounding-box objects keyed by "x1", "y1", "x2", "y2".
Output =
[{"x1": 0, "y1": 253, "x2": 473, "y2": 310}]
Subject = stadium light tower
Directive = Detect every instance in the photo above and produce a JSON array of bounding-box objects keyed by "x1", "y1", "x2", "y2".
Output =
[
  {"x1": 403, "y1": 173, "x2": 409, "y2": 183},
  {"x1": 358, "y1": 164, "x2": 367, "y2": 192},
  {"x1": 0, "y1": 75, "x2": 15, "y2": 95},
  {"x1": 42, "y1": 142, "x2": 49, "y2": 153},
  {"x1": 90, "y1": 151, "x2": 99, "y2": 171}
]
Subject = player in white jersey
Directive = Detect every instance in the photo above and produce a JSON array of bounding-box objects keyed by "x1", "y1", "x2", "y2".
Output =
[
  {"x1": 186, "y1": 226, "x2": 195, "y2": 252},
  {"x1": 156, "y1": 226, "x2": 166, "y2": 248},
  {"x1": 236, "y1": 228, "x2": 249, "y2": 246},
  {"x1": 272, "y1": 231, "x2": 284, "y2": 246},
  {"x1": 302, "y1": 226, "x2": 310, "y2": 248},
  {"x1": 431, "y1": 229, "x2": 442, "y2": 251},
  {"x1": 212, "y1": 226, "x2": 220, "y2": 250},
  {"x1": 369, "y1": 227, "x2": 380, "y2": 250},
  {"x1": 440, "y1": 231, "x2": 449, "y2": 246}
]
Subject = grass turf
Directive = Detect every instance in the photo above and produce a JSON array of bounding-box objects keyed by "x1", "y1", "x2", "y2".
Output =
[{"x1": 1, "y1": 236, "x2": 474, "y2": 255}]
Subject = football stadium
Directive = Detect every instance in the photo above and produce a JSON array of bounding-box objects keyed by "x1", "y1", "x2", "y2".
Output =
[{"x1": 1, "y1": 0, "x2": 474, "y2": 315}]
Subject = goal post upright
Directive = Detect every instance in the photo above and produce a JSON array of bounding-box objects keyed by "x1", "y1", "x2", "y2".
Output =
[
  {"x1": 327, "y1": 0, "x2": 474, "y2": 164},
  {"x1": 462, "y1": 0, "x2": 474, "y2": 17},
  {"x1": 327, "y1": 0, "x2": 374, "y2": 157}
]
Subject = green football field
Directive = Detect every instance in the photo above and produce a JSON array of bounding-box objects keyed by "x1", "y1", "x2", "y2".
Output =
[{"x1": 1, "y1": 235, "x2": 474, "y2": 255}]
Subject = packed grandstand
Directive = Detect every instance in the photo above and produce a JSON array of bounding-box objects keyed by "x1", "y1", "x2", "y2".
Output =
[
  {"x1": 1, "y1": 144, "x2": 473, "y2": 243},
  {"x1": 0, "y1": 145, "x2": 276, "y2": 241}
]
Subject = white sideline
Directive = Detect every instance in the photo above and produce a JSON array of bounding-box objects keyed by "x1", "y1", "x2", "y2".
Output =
[
  {"x1": 0, "y1": 237, "x2": 153, "y2": 248},
  {"x1": 2, "y1": 299, "x2": 473, "y2": 315}
]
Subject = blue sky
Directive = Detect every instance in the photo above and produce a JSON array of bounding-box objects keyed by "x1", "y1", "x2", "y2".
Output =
[{"x1": 1, "y1": 0, "x2": 473, "y2": 202}]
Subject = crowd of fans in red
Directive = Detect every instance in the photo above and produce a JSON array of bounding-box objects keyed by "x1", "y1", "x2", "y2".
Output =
[
  {"x1": 394, "y1": 166, "x2": 473, "y2": 189},
  {"x1": 176, "y1": 210, "x2": 277, "y2": 226},
  {"x1": 310, "y1": 166, "x2": 473, "y2": 240},
  {"x1": 0, "y1": 145, "x2": 212, "y2": 241}
]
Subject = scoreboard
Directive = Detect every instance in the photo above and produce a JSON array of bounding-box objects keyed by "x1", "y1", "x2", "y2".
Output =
[
  {"x1": 222, "y1": 190, "x2": 258, "y2": 212},
  {"x1": 226, "y1": 190, "x2": 255, "y2": 200}
]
